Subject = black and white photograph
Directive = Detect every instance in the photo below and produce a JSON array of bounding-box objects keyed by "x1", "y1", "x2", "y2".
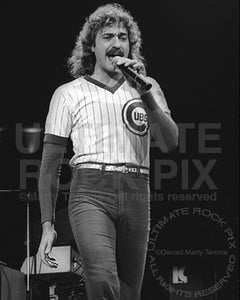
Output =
[{"x1": 1, "y1": 1, "x2": 238, "y2": 299}]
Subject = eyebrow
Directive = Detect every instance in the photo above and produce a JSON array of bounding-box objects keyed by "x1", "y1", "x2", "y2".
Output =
[{"x1": 101, "y1": 32, "x2": 128, "y2": 37}]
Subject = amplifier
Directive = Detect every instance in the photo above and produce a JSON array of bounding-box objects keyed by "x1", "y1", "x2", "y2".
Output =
[{"x1": 20, "y1": 245, "x2": 83, "y2": 278}]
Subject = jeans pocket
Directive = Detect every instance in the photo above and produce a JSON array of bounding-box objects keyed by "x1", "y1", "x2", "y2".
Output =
[{"x1": 72, "y1": 168, "x2": 111, "y2": 191}]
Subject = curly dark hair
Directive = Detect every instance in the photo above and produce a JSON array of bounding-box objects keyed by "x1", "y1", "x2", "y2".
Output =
[{"x1": 67, "y1": 3, "x2": 146, "y2": 78}]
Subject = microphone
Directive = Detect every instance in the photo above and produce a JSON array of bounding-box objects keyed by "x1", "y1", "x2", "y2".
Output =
[{"x1": 116, "y1": 64, "x2": 152, "y2": 91}]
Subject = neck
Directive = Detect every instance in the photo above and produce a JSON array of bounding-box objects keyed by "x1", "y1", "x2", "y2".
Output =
[{"x1": 91, "y1": 67, "x2": 123, "y2": 86}]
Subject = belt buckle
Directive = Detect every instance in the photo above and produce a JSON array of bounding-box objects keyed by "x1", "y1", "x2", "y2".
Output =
[{"x1": 121, "y1": 166, "x2": 129, "y2": 174}]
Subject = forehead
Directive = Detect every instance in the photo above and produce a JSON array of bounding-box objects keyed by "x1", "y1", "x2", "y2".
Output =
[{"x1": 98, "y1": 23, "x2": 128, "y2": 35}]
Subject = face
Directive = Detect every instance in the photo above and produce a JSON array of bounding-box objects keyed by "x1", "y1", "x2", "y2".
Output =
[{"x1": 92, "y1": 23, "x2": 130, "y2": 75}]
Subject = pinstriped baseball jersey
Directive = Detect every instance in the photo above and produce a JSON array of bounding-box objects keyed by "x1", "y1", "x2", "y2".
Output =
[{"x1": 44, "y1": 76, "x2": 171, "y2": 168}]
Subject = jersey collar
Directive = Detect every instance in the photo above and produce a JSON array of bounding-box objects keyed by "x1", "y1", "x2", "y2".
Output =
[{"x1": 84, "y1": 75, "x2": 125, "y2": 94}]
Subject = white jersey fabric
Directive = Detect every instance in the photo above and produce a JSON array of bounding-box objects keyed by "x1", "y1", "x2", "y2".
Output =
[{"x1": 44, "y1": 76, "x2": 171, "y2": 168}]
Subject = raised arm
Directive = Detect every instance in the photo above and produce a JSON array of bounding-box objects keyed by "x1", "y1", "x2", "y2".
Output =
[{"x1": 141, "y1": 78, "x2": 179, "y2": 153}]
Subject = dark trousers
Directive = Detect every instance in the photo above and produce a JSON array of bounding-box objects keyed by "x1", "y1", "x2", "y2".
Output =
[{"x1": 68, "y1": 168, "x2": 151, "y2": 300}]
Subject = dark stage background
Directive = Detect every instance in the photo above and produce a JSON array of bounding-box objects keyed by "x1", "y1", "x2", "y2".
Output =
[{"x1": 1, "y1": 0, "x2": 239, "y2": 299}]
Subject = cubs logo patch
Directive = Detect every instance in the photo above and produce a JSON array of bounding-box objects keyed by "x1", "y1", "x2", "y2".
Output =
[{"x1": 122, "y1": 98, "x2": 149, "y2": 136}]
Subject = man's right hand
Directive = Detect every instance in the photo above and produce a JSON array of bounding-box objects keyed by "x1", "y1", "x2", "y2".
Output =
[{"x1": 37, "y1": 221, "x2": 58, "y2": 268}]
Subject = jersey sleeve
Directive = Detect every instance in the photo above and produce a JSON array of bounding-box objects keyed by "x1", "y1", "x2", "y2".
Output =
[
  {"x1": 45, "y1": 87, "x2": 72, "y2": 137},
  {"x1": 147, "y1": 77, "x2": 171, "y2": 115},
  {"x1": 38, "y1": 142, "x2": 66, "y2": 224}
]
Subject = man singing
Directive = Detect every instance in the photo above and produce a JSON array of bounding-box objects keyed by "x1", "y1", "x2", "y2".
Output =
[{"x1": 37, "y1": 3, "x2": 179, "y2": 300}]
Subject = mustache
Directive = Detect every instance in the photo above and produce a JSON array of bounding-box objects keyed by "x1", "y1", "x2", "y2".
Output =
[{"x1": 106, "y1": 48, "x2": 124, "y2": 57}]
